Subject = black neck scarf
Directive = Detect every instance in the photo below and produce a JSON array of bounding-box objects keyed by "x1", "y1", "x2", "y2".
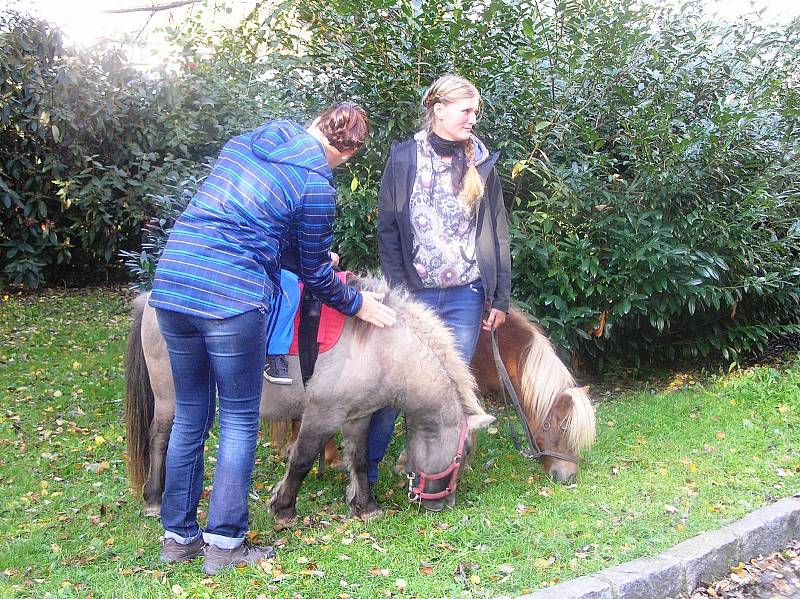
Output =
[{"x1": 428, "y1": 131, "x2": 468, "y2": 193}]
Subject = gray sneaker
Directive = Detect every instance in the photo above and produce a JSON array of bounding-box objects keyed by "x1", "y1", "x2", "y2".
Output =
[
  {"x1": 160, "y1": 536, "x2": 206, "y2": 563},
  {"x1": 264, "y1": 355, "x2": 292, "y2": 385},
  {"x1": 202, "y1": 541, "x2": 276, "y2": 576}
]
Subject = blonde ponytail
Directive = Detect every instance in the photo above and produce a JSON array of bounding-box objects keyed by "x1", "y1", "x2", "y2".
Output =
[{"x1": 461, "y1": 139, "x2": 485, "y2": 211}]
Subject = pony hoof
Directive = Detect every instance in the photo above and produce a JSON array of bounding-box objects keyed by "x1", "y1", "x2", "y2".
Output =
[
  {"x1": 143, "y1": 505, "x2": 161, "y2": 517},
  {"x1": 273, "y1": 515, "x2": 297, "y2": 530},
  {"x1": 356, "y1": 507, "x2": 383, "y2": 521}
]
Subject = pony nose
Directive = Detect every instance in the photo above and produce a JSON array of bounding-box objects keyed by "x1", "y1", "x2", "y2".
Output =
[
  {"x1": 546, "y1": 461, "x2": 577, "y2": 485},
  {"x1": 421, "y1": 497, "x2": 446, "y2": 512}
]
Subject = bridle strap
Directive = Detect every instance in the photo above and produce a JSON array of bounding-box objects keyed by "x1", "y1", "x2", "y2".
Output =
[
  {"x1": 407, "y1": 416, "x2": 468, "y2": 501},
  {"x1": 490, "y1": 328, "x2": 579, "y2": 464}
]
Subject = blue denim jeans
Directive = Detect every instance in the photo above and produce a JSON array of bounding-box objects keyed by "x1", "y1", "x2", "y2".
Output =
[
  {"x1": 367, "y1": 280, "x2": 485, "y2": 484},
  {"x1": 155, "y1": 307, "x2": 267, "y2": 550}
]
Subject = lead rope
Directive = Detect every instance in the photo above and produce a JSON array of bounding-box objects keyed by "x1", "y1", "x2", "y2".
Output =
[{"x1": 490, "y1": 328, "x2": 539, "y2": 459}]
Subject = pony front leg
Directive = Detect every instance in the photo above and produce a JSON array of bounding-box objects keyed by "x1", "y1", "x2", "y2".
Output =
[
  {"x1": 268, "y1": 417, "x2": 335, "y2": 527},
  {"x1": 341, "y1": 417, "x2": 382, "y2": 520}
]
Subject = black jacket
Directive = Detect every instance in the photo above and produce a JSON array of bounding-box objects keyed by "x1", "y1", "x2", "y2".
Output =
[{"x1": 377, "y1": 138, "x2": 512, "y2": 312}]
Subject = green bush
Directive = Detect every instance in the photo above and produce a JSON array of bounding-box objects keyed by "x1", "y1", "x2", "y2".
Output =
[
  {"x1": 0, "y1": 12, "x2": 194, "y2": 287},
  {"x1": 5, "y1": 1, "x2": 800, "y2": 367},
  {"x1": 250, "y1": 0, "x2": 800, "y2": 365},
  {"x1": 0, "y1": 10, "x2": 285, "y2": 288}
]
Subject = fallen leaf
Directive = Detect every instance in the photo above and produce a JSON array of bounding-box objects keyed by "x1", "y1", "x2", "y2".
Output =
[
  {"x1": 84, "y1": 462, "x2": 109, "y2": 474},
  {"x1": 369, "y1": 568, "x2": 389, "y2": 576},
  {"x1": 498, "y1": 564, "x2": 514, "y2": 575}
]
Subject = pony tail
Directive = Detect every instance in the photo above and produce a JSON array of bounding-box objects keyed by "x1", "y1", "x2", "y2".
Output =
[{"x1": 460, "y1": 140, "x2": 485, "y2": 211}]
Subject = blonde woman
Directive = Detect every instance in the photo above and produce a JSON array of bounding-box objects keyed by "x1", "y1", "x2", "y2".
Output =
[{"x1": 368, "y1": 75, "x2": 511, "y2": 505}]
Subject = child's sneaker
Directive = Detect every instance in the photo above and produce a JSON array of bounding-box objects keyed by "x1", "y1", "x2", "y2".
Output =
[{"x1": 264, "y1": 355, "x2": 292, "y2": 385}]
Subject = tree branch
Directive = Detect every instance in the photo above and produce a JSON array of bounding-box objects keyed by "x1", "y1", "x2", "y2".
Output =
[{"x1": 102, "y1": 0, "x2": 200, "y2": 14}]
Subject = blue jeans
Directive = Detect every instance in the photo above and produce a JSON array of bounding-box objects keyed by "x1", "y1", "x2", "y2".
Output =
[
  {"x1": 155, "y1": 307, "x2": 267, "y2": 549},
  {"x1": 367, "y1": 280, "x2": 485, "y2": 484}
]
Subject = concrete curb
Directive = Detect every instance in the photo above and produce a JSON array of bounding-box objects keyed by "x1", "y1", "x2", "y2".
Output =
[{"x1": 516, "y1": 496, "x2": 800, "y2": 599}]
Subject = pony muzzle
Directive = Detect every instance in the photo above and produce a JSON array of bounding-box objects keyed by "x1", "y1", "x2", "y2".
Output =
[{"x1": 405, "y1": 416, "x2": 467, "y2": 508}]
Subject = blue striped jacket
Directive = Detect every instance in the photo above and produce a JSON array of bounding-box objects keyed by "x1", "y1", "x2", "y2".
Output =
[{"x1": 149, "y1": 120, "x2": 362, "y2": 319}]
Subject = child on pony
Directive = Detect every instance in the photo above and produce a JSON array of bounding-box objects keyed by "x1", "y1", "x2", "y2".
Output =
[{"x1": 264, "y1": 252, "x2": 340, "y2": 385}]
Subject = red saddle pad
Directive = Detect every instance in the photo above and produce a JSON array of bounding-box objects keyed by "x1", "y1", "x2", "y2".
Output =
[{"x1": 287, "y1": 271, "x2": 349, "y2": 356}]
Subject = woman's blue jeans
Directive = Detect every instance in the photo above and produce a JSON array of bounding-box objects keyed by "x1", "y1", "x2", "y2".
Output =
[
  {"x1": 367, "y1": 280, "x2": 485, "y2": 484},
  {"x1": 155, "y1": 307, "x2": 266, "y2": 549}
]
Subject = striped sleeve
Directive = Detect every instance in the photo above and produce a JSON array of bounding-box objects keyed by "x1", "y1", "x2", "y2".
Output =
[{"x1": 297, "y1": 173, "x2": 363, "y2": 316}]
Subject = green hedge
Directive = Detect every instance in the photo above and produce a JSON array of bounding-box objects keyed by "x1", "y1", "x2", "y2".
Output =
[
  {"x1": 0, "y1": 11, "x2": 283, "y2": 288},
  {"x1": 3, "y1": 1, "x2": 800, "y2": 366},
  {"x1": 261, "y1": 0, "x2": 800, "y2": 365}
]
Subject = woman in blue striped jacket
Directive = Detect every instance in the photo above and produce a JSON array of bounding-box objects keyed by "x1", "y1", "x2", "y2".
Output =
[{"x1": 148, "y1": 103, "x2": 396, "y2": 575}]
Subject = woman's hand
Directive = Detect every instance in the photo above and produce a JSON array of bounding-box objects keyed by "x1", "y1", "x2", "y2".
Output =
[
  {"x1": 482, "y1": 308, "x2": 506, "y2": 331},
  {"x1": 356, "y1": 291, "x2": 397, "y2": 328}
]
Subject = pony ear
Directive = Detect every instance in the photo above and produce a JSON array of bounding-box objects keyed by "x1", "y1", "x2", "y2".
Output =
[
  {"x1": 581, "y1": 385, "x2": 590, "y2": 394},
  {"x1": 467, "y1": 413, "x2": 495, "y2": 430}
]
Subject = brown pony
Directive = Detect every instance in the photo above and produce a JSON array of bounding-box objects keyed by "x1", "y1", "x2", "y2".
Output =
[
  {"x1": 273, "y1": 306, "x2": 596, "y2": 485},
  {"x1": 471, "y1": 307, "x2": 595, "y2": 483}
]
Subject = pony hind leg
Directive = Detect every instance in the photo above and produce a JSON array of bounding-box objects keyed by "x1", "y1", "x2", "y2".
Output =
[
  {"x1": 141, "y1": 410, "x2": 172, "y2": 516},
  {"x1": 341, "y1": 416, "x2": 382, "y2": 520},
  {"x1": 325, "y1": 437, "x2": 345, "y2": 471}
]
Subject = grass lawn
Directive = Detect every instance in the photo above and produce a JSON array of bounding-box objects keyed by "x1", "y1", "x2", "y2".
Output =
[{"x1": 1, "y1": 286, "x2": 798, "y2": 599}]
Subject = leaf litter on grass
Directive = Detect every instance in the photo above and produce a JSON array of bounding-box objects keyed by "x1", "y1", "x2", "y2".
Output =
[
  {"x1": 675, "y1": 540, "x2": 800, "y2": 599},
  {"x1": 1, "y1": 287, "x2": 799, "y2": 598}
]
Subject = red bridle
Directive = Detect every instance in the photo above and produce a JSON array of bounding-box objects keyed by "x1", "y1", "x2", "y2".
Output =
[{"x1": 407, "y1": 416, "x2": 468, "y2": 502}]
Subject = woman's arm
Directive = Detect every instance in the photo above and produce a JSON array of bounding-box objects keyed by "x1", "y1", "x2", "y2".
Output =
[{"x1": 489, "y1": 168, "x2": 511, "y2": 313}]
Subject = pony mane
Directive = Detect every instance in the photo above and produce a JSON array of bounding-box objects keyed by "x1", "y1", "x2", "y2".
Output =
[
  {"x1": 348, "y1": 274, "x2": 484, "y2": 417},
  {"x1": 513, "y1": 308, "x2": 595, "y2": 453}
]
